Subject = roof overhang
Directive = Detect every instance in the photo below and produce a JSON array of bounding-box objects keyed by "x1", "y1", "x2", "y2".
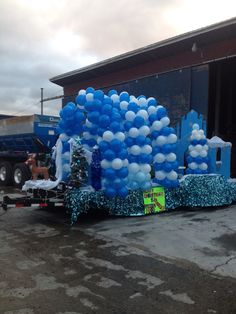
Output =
[{"x1": 50, "y1": 17, "x2": 236, "y2": 87}]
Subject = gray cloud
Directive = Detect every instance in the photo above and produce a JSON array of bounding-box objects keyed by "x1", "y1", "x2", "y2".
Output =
[{"x1": 1, "y1": 0, "x2": 218, "y2": 116}]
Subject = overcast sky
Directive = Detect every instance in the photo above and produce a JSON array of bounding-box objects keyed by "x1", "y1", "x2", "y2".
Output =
[{"x1": 0, "y1": 0, "x2": 235, "y2": 116}]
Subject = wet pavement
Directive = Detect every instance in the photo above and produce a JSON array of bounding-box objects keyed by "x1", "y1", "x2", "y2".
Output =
[{"x1": 0, "y1": 187, "x2": 236, "y2": 314}]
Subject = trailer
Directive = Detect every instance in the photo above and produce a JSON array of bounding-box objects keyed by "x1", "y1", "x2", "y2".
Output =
[{"x1": 0, "y1": 114, "x2": 59, "y2": 188}]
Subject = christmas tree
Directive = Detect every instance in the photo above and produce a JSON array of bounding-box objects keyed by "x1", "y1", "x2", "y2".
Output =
[{"x1": 69, "y1": 143, "x2": 89, "y2": 188}]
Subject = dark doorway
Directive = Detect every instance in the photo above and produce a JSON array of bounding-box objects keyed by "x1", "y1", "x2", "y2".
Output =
[{"x1": 208, "y1": 57, "x2": 236, "y2": 177}]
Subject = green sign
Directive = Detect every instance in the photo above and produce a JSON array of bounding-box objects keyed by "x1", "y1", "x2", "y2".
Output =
[{"x1": 143, "y1": 187, "x2": 165, "y2": 215}]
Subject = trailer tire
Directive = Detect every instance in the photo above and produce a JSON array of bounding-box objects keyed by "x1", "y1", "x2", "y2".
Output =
[
  {"x1": 0, "y1": 162, "x2": 13, "y2": 186},
  {"x1": 13, "y1": 163, "x2": 31, "y2": 189}
]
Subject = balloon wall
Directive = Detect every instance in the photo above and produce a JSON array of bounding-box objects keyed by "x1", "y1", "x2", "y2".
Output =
[
  {"x1": 186, "y1": 124, "x2": 209, "y2": 174},
  {"x1": 57, "y1": 87, "x2": 179, "y2": 197}
]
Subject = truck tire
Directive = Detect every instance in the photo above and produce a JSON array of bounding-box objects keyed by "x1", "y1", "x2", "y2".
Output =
[
  {"x1": 0, "y1": 162, "x2": 13, "y2": 186},
  {"x1": 13, "y1": 163, "x2": 31, "y2": 189}
]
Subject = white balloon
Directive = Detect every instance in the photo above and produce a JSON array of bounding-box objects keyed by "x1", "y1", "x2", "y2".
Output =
[
  {"x1": 139, "y1": 125, "x2": 150, "y2": 136},
  {"x1": 136, "y1": 171, "x2": 146, "y2": 183},
  {"x1": 83, "y1": 132, "x2": 92, "y2": 140},
  {"x1": 120, "y1": 101, "x2": 129, "y2": 110},
  {"x1": 195, "y1": 144, "x2": 203, "y2": 151},
  {"x1": 199, "y1": 150, "x2": 207, "y2": 157},
  {"x1": 156, "y1": 105, "x2": 164, "y2": 110},
  {"x1": 166, "y1": 170, "x2": 178, "y2": 180},
  {"x1": 123, "y1": 159, "x2": 129, "y2": 167},
  {"x1": 192, "y1": 123, "x2": 200, "y2": 130},
  {"x1": 59, "y1": 133, "x2": 70, "y2": 142},
  {"x1": 199, "y1": 129, "x2": 204, "y2": 136},
  {"x1": 152, "y1": 120, "x2": 163, "y2": 131},
  {"x1": 203, "y1": 144, "x2": 209, "y2": 151},
  {"x1": 115, "y1": 132, "x2": 125, "y2": 142},
  {"x1": 111, "y1": 94, "x2": 120, "y2": 102},
  {"x1": 142, "y1": 145, "x2": 152, "y2": 154},
  {"x1": 189, "y1": 162, "x2": 198, "y2": 170},
  {"x1": 130, "y1": 96, "x2": 139, "y2": 104},
  {"x1": 125, "y1": 111, "x2": 136, "y2": 121},
  {"x1": 161, "y1": 116, "x2": 170, "y2": 127},
  {"x1": 190, "y1": 150, "x2": 199, "y2": 158},
  {"x1": 145, "y1": 173, "x2": 151, "y2": 181},
  {"x1": 154, "y1": 153, "x2": 165, "y2": 163},
  {"x1": 156, "y1": 135, "x2": 167, "y2": 146},
  {"x1": 147, "y1": 106, "x2": 157, "y2": 115},
  {"x1": 189, "y1": 145, "x2": 194, "y2": 151},
  {"x1": 192, "y1": 130, "x2": 198, "y2": 137},
  {"x1": 86, "y1": 93, "x2": 94, "y2": 101},
  {"x1": 128, "y1": 163, "x2": 140, "y2": 173},
  {"x1": 137, "y1": 109, "x2": 149, "y2": 120},
  {"x1": 199, "y1": 162, "x2": 208, "y2": 170},
  {"x1": 101, "y1": 159, "x2": 111, "y2": 169},
  {"x1": 155, "y1": 171, "x2": 166, "y2": 180},
  {"x1": 140, "y1": 164, "x2": 151, "y2": 173},
  {"x1": 103, "y1": 131, "x2": 114, "y2": 142},
  {"x1": 166, "y1": 153, "x2": 176, "y2": 162},
  {"x1": 85, "y1": 119, "x2": 93, "y2": 127},
  {"x1": 97, "y1": 136, "x2": 103, "y2": 144},
  {"x1": 78, "y1": 89, "x2": 86, "y2": 95},
  {"x1": 167, "y1": 134, "x2": 177, "y2": 144},
  {"x1": 138, "y1": 98, "x2": 147, "y2": 107},
  {"x1": 196, "y1": 133, "x2": 201, "y2": 141},
  {"x1": 130, "y1": 145, "x2": 141, "y2": 155},
  {"x1": 129, "y1": 127, "x2": 139, "y2": 138},
  {"x1": 112, "y1": 158, "x2": 123, "y2": 170}
]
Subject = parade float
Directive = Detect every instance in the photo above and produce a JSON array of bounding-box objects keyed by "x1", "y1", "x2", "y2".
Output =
[{"x1": 2, "y1": 87, "x2": 236, "y2": 224}]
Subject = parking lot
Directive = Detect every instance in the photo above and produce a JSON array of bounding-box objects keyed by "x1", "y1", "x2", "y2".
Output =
[{"x1": 0, "y1": 187, "x2": 236, "y2": 314}]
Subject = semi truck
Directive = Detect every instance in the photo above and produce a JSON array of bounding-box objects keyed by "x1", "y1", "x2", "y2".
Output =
[{"x1": 0, "y1": 114, "x2": 59, "y2": 188}]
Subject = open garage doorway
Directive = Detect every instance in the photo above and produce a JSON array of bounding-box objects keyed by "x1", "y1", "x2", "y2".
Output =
[{"x1": 208, "y1": 57, "x2": 236, "y2": 177}]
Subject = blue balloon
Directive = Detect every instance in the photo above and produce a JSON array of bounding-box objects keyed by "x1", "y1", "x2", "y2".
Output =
[
  {"x1": 163, "y1": 162, "x2": 173, "y2": 172},
  {"x1": 111, "y1": 112, "x2": 121, "y2": 122},
  {"x1": 153, "y1": 146, "x2": 161, "y2": 155},
  {"x1": 191, "y1": 139, "x2": 198, "y2": 146},
  {"x1": 92, "y1": 99, "x2": 102, "y2": 111},
  {"x1": 75, "y1": 94, "x2": 86, "y2": 106},
  {"x1": 135, "y1": 135, "x2": 146, "y2": 146},
  {"x1": 128, "y1": 102, "x2": 139, "y2": 113},
  {"x1": 104, "y1": 168, "x2": 116, "y2": 180},
  {"x1": 139, "y1": 153, "x2": 150, "y2": 164},
  {"x1": 129, "y1": 181, "x2": 139, "y2": 190},
  {"x1": 120, "y1": 109, "x2": 126, "y2": 119},
  {"x1": 84, "y1": 101, "x2": 93, "y2": 111},
  {"x1": 129, "y1": 155, "x2": 138, "y2": 163},
  {"x1": 97, "y1": 127, "x2": 106, "y2": 136},
  {"x1": 88, "y1": 111, "x2": 100, "y2": 124},
  {"x1": 94, "y1": 89, "x2": 104, "y2": 101},
  {"x1": 116, "y1": 167, "x2": 128, "y2": 178},
  {"x1": 87, "y1": 139, "x2": 97, "y2": 147},
  {"x1": 161, "y1": 127, "x2": 172, "y2": 136},
  {"x1": 156, "y1": 107, "x2": 167, "y2": 119},
  {"x1": 103, "y1": 97, "x2": 113, "y2": 105},
  {"x1": 104, "y1": 149, "x2": 115, "y2": 161},
  {"x1": 110, "y1": 139, "x2": 122, "y2": 152},
  {"x1": 105, "y1": 187, "x2": 116, "y2": 198},
  {"x1": 120, "y1": 91, "x2": 130, "y2": 101},
  {"x1": 124, "y1": 121, "x2": 133, "y2": 131},
  {"x1": 147, "y1": 98, "x2": 157, "y2": 106},
  {"x1": 154, "y1": 163, "x2": 163, "y2": 171},
  {"x1": 99, "y1": 115, "x2": 110, "y2": 128},
  {"x1": 138, "y1": 95, "x2": 146, "y2": 100},
  {"x1": 186, "y1": 168, "x2": 193, "y2": 174},
  {"x1": 134, "y1": 116, "x2": 145, "y2": 128},
  {"x1": 113, "y1": 102, "x2": 120, "y2": 109},
  {"x1": 117, "y1": 149, "x2": 128, "y2": 160},
  {"x1": 195, "y1": 156, "x2": 203, "y2": 164},
  {"x1": 110, "y1": 121, "x2": 121, "y2": 133},
  {"x1": 161, "y1": 144, "x2": 172, "y2": 154},
  {"x1": 171, "y1": 160, "x2": 178, "y2": 170},
  {"x1": 86, "y1": 87, "x2": 95, "y2": 94},
  {"x1": 113, "y1": 179, "x2": 123, "y2": 189},
  {"x1": 146, "y1": 138, "x2": 152, "y2": 145},
  {"x1": 199, "y1": 139, "x2": 207, "y2": 145},
  {"x1": 101, "y1": 104, "x2": 113, "y2": 116},
  {"x1": 149, "y1": 113, "x2": 157, "y2": 124},
  {"x1": 152, "y1": 130, "x2": 160, "y2": 139},
  {"x1": 125, "y1": 137, "x2": 134, "y2": 147},
  {"x1": 99, "y1": 140, "x2": 109, "y2": 152},
  {"x1": 75, "y1": 110, "x2": 85, "y2": 123},
  {"x1": 108, "y1": 89, "x2": 118, "y2": 97},
  {"x1": 186, "y1": 155, "x2": 194, "y2": 164},
  {"x1": 118, "y1": 187, "x2": 128, "y2": 198}
]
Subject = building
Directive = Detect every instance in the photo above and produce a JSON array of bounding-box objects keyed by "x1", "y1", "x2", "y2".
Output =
[{"x1": 50, "y1": 17, "x2": 236, "y2": 175}]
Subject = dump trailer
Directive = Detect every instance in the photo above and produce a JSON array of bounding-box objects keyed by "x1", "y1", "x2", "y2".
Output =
[{"x1": 0, "y1": 114, "x2": 59, "y2": 188}]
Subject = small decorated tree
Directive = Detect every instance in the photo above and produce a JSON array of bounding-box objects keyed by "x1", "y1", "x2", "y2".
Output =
[{"x1": 70, "y1": 142, "x2": 89, "y2": 188}]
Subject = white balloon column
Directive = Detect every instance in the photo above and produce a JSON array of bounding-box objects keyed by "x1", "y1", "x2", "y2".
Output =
[
  {"x1": 57, "y1": 87, "x2": 179, "y2": 197},
  {"x1": 186, "y1": 124, "x2": 209, "y2": 174}
]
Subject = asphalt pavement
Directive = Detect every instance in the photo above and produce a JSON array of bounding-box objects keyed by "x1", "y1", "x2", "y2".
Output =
[{"x1": 0, "y1": 187, "x2": 236, "y2": 314}]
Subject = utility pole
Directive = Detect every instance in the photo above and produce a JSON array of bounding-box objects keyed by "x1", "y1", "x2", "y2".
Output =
[{"x1": 40, "y1": 88, "x2": 44, "y2": 115}]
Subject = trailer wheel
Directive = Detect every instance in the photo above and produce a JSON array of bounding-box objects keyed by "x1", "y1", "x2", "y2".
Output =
[
  {"x1": 13, "y1": 163, "x2": 31, "y2": 188},
  {"x1": 0, "y1": 162, "x2": 13, "y2": 186}
]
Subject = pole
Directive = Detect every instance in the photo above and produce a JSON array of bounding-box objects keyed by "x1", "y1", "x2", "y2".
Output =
[{"x1": 40, "y1": 88, "x2": 44, "y2": 115}]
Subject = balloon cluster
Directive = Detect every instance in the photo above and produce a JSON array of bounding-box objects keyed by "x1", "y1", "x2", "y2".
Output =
[
  {"x1": 58, "y1": 102, "x2": 85, "y2": 136},
  {"x1": 57, "y1": 86, "x2": 180, "y2": 196},
  {"x1": 148, "y1": 103, "x2": 179, "y2": 188},
  {"x1": 60, "y1": 134, "x2": 71, "y2": 181},
  {"x1": 186, "y1": 124, "x2": 209, "y2": 174},
  {"x1": 123, "y1": 96, "x2": 153, "y2": 191}
]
